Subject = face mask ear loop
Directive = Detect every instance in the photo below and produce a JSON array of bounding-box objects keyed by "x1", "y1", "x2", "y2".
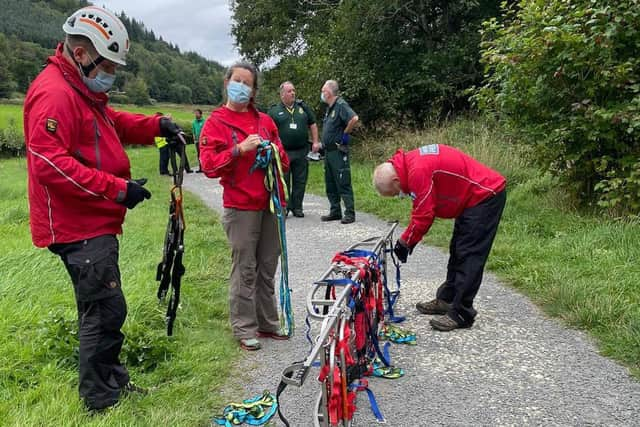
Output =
[{"x1": 65, "y1": 43, "x2": 105, "y2": 77}]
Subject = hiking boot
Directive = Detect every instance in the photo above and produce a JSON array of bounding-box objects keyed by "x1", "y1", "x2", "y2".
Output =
[
  {"x1": 121, "y1": 382, "x2": 148, "y2": 396},
  {"x1": 340, "y1": 216, "x2": 355, "y2": 224},
  {"x1": 416, "y1": 299, "x2": 451, "y2": 315},
  {"x1": 257, "y1": 329, "x2": 290, "y2": 340},
  {"x1": 239, "y1": 338, "x2": 261, "y2": 351},
  {"x1": 88, "y1": 401, "x2": 120, "y2": 415},
  {"x1": 430, "y1": 314, "x2": 466, "y2": 332},
  {"x1": 321, "y1": 214, "x2": 342, "y2": 222},
  {"x1": 292, "y1": 210, "x2": 304, "y2": 218}
]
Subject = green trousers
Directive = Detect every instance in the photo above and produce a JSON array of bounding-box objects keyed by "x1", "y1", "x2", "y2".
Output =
[
  {"x1": 324, "y1": 149, "x2": 355, "y2": 219},
  {"x1": 284, "y1": 147, "x2": 309, "y2": 213}
]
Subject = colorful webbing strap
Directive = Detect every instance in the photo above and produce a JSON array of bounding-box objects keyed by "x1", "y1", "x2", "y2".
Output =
[
  {"x1": 212, "y1": 391, "x2": 277, "y2": 426},
  {"x1": 251, "y1": 141, "x2": 294, "y2": 336},
  {"x1": 371, "y1": 343, "x2": 404, "y2": 379},
  {"x1": 379, "y1": 322, "x2": 417, "y2": 345}
]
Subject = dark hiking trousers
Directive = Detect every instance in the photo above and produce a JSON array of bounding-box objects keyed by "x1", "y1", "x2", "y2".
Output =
[
  {"x1": 284, "y1": 147, "x2": 309, "y2": 214},
  {"x1": 324, "y1": 149, "x2": 355, "y2": 219},
  {"x1": 159, "y1": 145, "x2": 170, "y2": 174},
  {"x1": 436, "y1": 190, "x2": 506, "y2": 326},
  {"x1": 49, "y1": 235, "x2": 129, "y2": 410}
]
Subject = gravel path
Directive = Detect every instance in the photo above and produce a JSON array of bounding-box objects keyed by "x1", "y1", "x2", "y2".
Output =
[{"x1": 182, "y1": 172, "x2": 640, "y2": 427}]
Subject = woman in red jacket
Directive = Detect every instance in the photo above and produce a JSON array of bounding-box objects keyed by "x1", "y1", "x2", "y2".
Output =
[{"x1": 199, "y1": 62, "x2": 290, "y2": 351}]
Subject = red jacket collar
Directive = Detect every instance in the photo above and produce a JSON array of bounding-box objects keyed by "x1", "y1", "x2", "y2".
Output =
[
  {"x1": 49, "y1": 43, "x2": 109, "y2": 107},
  {"x1": 389, "y1": 149, "x2": 410, "y2": 194}
]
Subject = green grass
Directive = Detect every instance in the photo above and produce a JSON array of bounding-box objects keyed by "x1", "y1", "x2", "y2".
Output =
[
  {"x1": 109, "y1": 103, "x2": 215, "y2": 123},
  {"x1": 0, "y1": 103, "x2": 24, "y2": 130},
  {"x1": 0, "y1": 102, "x2": 213, "y2": 132},
  {"x1": 309, "y1": 116, "x2": 640, "y2": 376},
  {"x1": 0, "y1": 147, "x2": 239, "y2": 426}
]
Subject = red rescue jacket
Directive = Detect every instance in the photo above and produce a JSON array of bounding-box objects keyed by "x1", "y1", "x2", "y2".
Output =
[
  {"x1": 24, "y1": 44, "x2": 161, "y2": 247},
  {"x1": 199, "y1": 105, "x2": 289, "y2": 210},
  {"x1": 390, "y1": 145, "x2": 506, "y2": 248}
]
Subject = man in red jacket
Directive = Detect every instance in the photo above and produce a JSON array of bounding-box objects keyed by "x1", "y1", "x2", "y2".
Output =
[
  {"x1": 24, "y1": 6, "x2": 183, "y2": 411},
  {"x1": 373, "y1": 144, "x2": 506, "y2": 331}
]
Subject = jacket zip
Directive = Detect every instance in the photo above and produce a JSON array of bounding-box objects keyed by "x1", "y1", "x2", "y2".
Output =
[{"x1": 94, "y1": 118, "x2": 101, "y2": 170}]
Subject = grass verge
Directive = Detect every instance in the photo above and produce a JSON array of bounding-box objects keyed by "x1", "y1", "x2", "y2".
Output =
[{"x1": 0, "y1": 147, "x2": 237, "y2": 426}]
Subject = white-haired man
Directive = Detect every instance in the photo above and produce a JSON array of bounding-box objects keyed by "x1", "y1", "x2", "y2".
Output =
[{"x1": 373, "y1": 144, "x2": 506, "y2": 331}]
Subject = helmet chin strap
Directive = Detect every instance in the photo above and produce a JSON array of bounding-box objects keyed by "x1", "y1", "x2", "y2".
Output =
[{"x1": 64, "y1": 43, "x2": 105, "y2": 77}]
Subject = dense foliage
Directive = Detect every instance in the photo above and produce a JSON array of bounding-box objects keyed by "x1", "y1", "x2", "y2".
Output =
[
  {"x1": 0, "y1": 0, "x2": 224, "y2": 105},
  {"x1": 476, "y1": 0, "x2": 640, "y2": 213},
  {"x1": 232, "y1": 0, "x2": 503, "y2": 126}
]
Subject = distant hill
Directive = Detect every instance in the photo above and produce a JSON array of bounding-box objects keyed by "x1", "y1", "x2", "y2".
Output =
[{"x1": 0, "y1": 0, "x2": 225, "y2": 105}]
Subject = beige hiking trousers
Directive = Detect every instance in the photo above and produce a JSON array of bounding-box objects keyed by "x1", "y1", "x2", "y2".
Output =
[{"x1": 221, "y1": 208, "x2": 281, "y2": 339}]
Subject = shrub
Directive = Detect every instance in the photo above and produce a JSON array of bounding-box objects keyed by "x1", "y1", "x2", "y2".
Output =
[
  {"x1": 476, "y1": 1, "x2": 640, "y2": 213},
  {"x1": 36, "y1": 310, "x2": 175, "y2": 373},
  {"x1": 0, "y1": 118, "x2": 25, "y2": 156}
]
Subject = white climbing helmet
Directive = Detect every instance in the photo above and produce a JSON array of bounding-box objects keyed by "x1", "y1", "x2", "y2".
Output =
[{"x1": 62, "y1": 6, "x2": 129, "y2": 66}]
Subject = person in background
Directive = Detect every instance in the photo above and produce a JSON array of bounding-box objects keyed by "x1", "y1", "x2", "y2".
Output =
[
  {"x1": 268, "y1": 81, "x2": 319, "y2": 217},
  {"x1": 23, "y1": 5, "x2": 184, "y2": 412},
  {"x1": 192, "y1": 108, "x2": 205, "y2": 172},
  {"x1": 155, "y1": 112, "x2": 170, "y2": 175},
  {"x1": 372, "y1": 144, "x2": 506, "y2": 331},
  {"x1": 199, "y1": 62, "x2": 290, "y2": 351},
  {"x1": 319, "y1": 79, "x2": 359, "y2": 224}
]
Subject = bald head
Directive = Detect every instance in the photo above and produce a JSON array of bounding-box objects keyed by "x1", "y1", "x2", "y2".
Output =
[{"x1": 373, "y1": 162, "x2": 401, "y2": 197}]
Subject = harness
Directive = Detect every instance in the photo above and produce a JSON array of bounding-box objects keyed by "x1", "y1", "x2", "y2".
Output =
[{"x1": 156, "y1": 133, "x2": 187, "y2": 336}]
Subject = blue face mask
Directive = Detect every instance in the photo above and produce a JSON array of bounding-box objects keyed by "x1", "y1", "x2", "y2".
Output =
[
  {"x1": 227, "y1": 81, "x2": 252, "y2": 104},
  {"x1": 83, "y1": 70, "x2": 116, "y2": 93},
  {"x1": 320, "y1": 92, "x2": 326, "y2": 103},
  {"x1": 397, "y1": 191, "x2": 416, "y2": 200}
]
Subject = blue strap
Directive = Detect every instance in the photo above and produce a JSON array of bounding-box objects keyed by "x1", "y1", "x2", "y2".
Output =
[
  {"x1": 340, "y1": 249, "x2": 379, "y2": 262},
  {"x1": 349, "y1": 383, "x2": 385, "y2": 423},
  {"x1": 249, "y1": 141, "x2": 272, "y2": 174},
  {"x1": 382, "y1": 248, "x2": 405, "y2": 323}
]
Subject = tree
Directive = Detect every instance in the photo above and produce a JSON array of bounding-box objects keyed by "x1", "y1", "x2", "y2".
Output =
[
  {"x1": 232, "y1": 0, "x2": 502, "y2": 125},
  {"x1": 0, "y1": 0, "x2": 226, "y2": 105},
  {"x1": 476, "y1": 0, "x2": 640, "y2": 212},
  {"x1": 167, "y1": 83, "x2": 192, "y2": 104},
  {"x1": 125, "y1": 77, "x2": 151, "y2": 105}
]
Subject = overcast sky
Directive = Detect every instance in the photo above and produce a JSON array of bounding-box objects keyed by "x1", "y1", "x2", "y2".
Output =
[{"x1": 97, "y1": 0, "x2": 241, "y2": 66}]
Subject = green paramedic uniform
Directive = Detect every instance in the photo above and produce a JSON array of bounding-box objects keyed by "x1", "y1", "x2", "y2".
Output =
[
  {"x1": 268, "y1": 100, "x2": 316, "y2": 215},
  {"x1": 321, "y1": 97, "x2": 356, "y2": 220}
]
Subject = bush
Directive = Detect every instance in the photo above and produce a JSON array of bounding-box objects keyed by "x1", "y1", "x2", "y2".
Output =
[
  {"x1": 36, "y1": 310, "x2": 175, "y2": 373},
  {"x1": 476, "y1": 1, "x2": 640, "y2": 214},
  {"x1": 0, "y1": 118, "x2": 25, "y2": 156}
]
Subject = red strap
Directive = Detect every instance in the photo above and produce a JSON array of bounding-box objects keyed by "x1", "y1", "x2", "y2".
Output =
[{"x1": 328, "y1": 367, "x2": 342, "y2": 426}]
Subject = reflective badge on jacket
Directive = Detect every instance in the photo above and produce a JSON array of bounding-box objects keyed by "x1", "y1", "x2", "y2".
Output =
[
  {"x1": 419, "y1": 144, "x2": 439, "y2": 155},
  {"x1": 46, "y1": 118, "x2": 58, "y2": 133}
]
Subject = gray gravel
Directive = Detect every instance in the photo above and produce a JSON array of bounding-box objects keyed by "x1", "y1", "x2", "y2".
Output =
[{"x1": 183, "y1": 172, "x2": 640, "y2": 427}]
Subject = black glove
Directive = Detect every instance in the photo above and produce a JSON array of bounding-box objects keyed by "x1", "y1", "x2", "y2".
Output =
[
  {"x1": 121, "y1": 178, "x2": 151, "y2": 209},
  {"x1": 159, "y1": 117, "x2": 182, "y2": 139},
  {"x1": 393, "y1": 239, "x2": 411, "y2": 263}
]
